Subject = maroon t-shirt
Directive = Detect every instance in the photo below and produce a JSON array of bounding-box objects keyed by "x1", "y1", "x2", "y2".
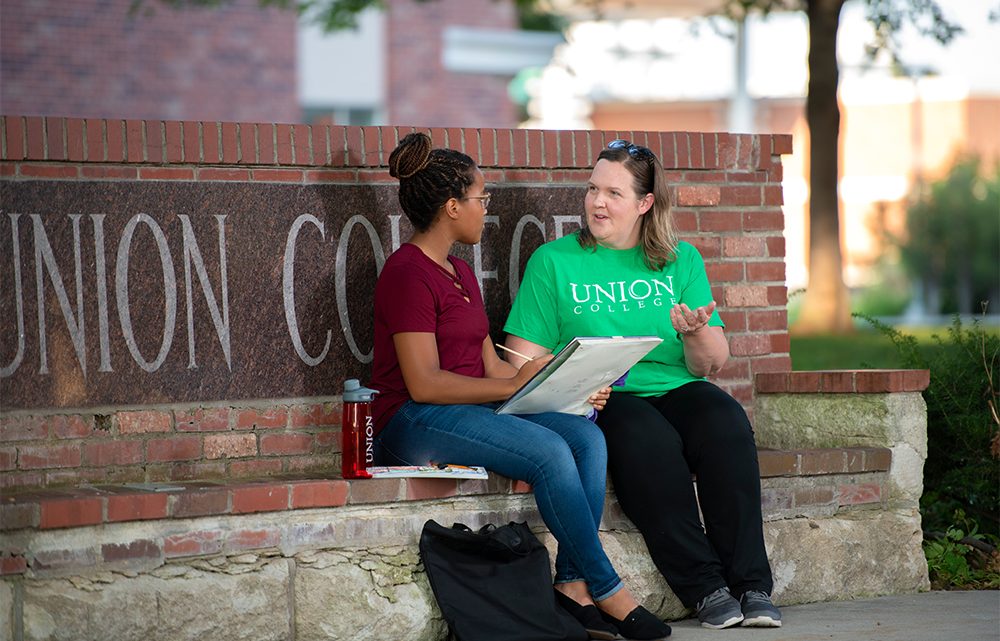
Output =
[{"x1": 370, "y1": 243, "x2": 489, "y2": 434}]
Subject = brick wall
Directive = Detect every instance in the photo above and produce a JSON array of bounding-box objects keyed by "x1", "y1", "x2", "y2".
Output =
[
  {"x1": 386, "y1": 0, "x2": 519, "y2": 127},
  {"x1": 0, "y1": 116, "x2": 791, "y2": 491},
  {"x1": 0, "y1": 0, "x2": 298, "y2": 123}
]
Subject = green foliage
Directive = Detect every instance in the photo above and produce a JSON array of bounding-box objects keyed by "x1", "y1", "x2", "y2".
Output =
[
  {"x1": 897, "y1": 157, "x2": 1000, "y2": 314},
  {"x1": 859, "y1": 313, "x2": 1000, "y2": 539},
  {"x1": 924, "y1": 510, "x2": 1000, "y2": 590}
]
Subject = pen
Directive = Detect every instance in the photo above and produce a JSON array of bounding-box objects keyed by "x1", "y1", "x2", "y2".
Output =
[{"x1": 495, "y1": 343, "x2": 534, "y2": 362}]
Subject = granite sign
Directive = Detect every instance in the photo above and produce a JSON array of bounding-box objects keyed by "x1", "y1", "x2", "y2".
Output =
[{"x1": 0, "y1": 181, "x2": 583, "y2": 410}]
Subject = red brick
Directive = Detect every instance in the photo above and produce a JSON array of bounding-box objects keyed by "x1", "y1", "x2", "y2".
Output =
[
  {"x1": 146, "y1": 437, "x2": 201, "y2": 462},
  {"x1": 766, "y1": 235, "x2": 786, "y2": 258},
  {"x1": 794, "y1": 487, "x2": 835, "y2": 507},
  {"x1": 229, "y1": 458, "x2": 283, "y2": 477},
  {"x1": 729, "y1": 335, "x2": 772, "y2": 357},
  {"x1": 723, "y1": 237, "x2": 766, "y2": 258},
  {"x1": 145, "y1": 121, "x2": 164, "y2": 163},
  {"x1": 406, "y1": 478, "x2": 459, "y2": 500},
  {"x1": 259, "y1": 433, "x2": 312, "y2": 455},
  {"x1": 854, "y1": 370, "x2": 904, "y2": 393},
  {"x1": 0, "y1": 447, "x2": 15, "y2": 471},
  {"x1": 256, "y1": 123, "x2": 276, "y2": 164},
  {"x1": 169, "y1": 488, "x2": 229, "y2": 518},
  {"x1": 839, "y1": 483, "x2": 881, "y2": 506},
  {"x1": 0, "y1": 502, "x2": 39, "y2": 530},
  {"x1": 502, "y1": 170, "x2": 549, "y2": 183},
  {"x1": 356, "y1": 169, "x2": 394, "y2": 183},
  {"x1": 294, "y1": 124, "x2": 312, "y2": 164},
  {"x1": 311, "y1": 124, "x2": 331, "y2": 165},
  {"x1": 25, "y1": 116, "x2": 44, "y2": 159},
  {"x1": 39, "y1": 497, "x2": 103, "y2": 529},
  {"x1": 0, "y1": 415, "x2": 49, "y2": 441},
  {"x1": 705, "y1": 262, "x2": 744, "y2": 284},
  {"x1": 348, "y1": 479, "x2": 404, "y2": 504},
  {"x1": 846, "y1": 448, "x2": 865, "y2": 473},
  {"x1": 19, "y1": 164, "x2": 78, "y2": 179},
  {"x1": 542, "y1": 130, "x2": 558, "y2": 167},
  {"x1": 175, "y1": 408, "x2": 230, "y2": 432},
  {"x1": 512, "y1": 480, "x2": 533, "y2": 494},
  {"x1": 83, "y1": 441, "x2": 143, "y2": 466},
  {"x1": 290, "y1": 480, "x2": 349, "y2": 508},
  {"x1": 66, "y1": 118, "x2": 85, "y2": 161},
  {"x1": 746, "y1": 261, "x2": 785, "y2": 282},
  {"x1": 201, "y1": 121, "x2": 222, "y2": 165},
  {"x1": 101, "y1": 120, "x2": 124, "y2": 163},
  {"x1": 125, "y1": 119, "x2": 144, "y2": 162},
  {"x1": 199, "y1": 167, "x2": 250, "y2": 181},
  {"x1": 772, "y1": 135, "x2": 793, "y2": 155},
  {"x1": 289, "y1": 404, "x2": 340, "y2": 428},
  {"x1": 48, "y1": 415, "x2": 92, "y2": 439},
  {"x1": 226, "y1": 527, "x2": 281, "y2": 552},
  {"x1": 800, "y1": 449, "x2": 847, "y2": 475},
  {"x1": 81, "y1": 165, "x2": 136, "y2": 179},
  {"x1": 18, "y1": 444, "x2": 80, "y2": 469},
  {"x1": 5, "y1": 116, "x2": 26, "y2": 159},
  {"x1": 304, "y1": 169, "x2": 357, "y2": 183},
  {"x1": 220, "y1": 122, "x2": 238, "y2": 163},
  {"x1": 346, "y1": 126, "x2": 362, "y2": 165},
  {"x1": 690, "y1": 132, "x2": 705, "y2": 168},
  {"x1": 718, "y1": 308, "x2": 747, "y2": 331},
  {"x1": 763, "y1": 185, "x2": 784, "y2": 206},
  {"x1": 676, "y1": 185, "x2": 720, "y2": 207},
  {"x1": 865, "y1": 448, "x2": 892, "y2": 471},
  {"x1": 675, "y1": 132, "x2": 691, "y2": 169},
  {"x1": 382, "y1": 126, "x2": 403, "y2": 160},
  {"x1": 672, "y1": 210, "x2": 698, "y2": 232},
  {"x1": 556, "y1": 130, "x2": 573, "y2": 167},
  {"x1": 0, "y1": 162, "x2": 14, "y2": 176},
  {"x1": 754, "y1": 372, "x2": 789, "y2": 394},
  {"x1": 32, "y1": 547, "x2": 98, "y2": 572},
  {"x1": 758, "y1": 450, "x2": 798, "y2": 477},
  {"x1": 274, "y1": 124, "x2": 295, "y2": 165},
  {"x1": 751, "y1": 355, "x2": 793, "y2": 373},
  {"x1": 724, "y1": 285, "x2": 769, "y2": 308},
  {"x1": 789, "y1": 372, "x2": 822, "y2": 393},
  {"x1": 165, "y1": 530, "x2": 223, "y2": 558},
  {"x1": 164, "y1": 120, "x2": 183, "y2": 163},
  {"x1": 238, "y1": 122, "x2": 257, "y2": 164},
  {"x1": 902, "y1": 369, "x2": 930, "y2": 391},
  {"x1": 767, "y1": 285, "x2": 788, "y2": 306},
  {"x1": 744, "y1": 210, "x2": 783, "y2": 231},
  {"x1": 719, "y1": 185, "x2": 761, "y2": 206},
  {"x1": 0, "y1": 471, "x2": 44, "y2": 489},
  {"x1": 251, "y1": 168, "x2": 302, "y2": 182},
  {"x1": 284, "y1": 457, "x2": 335, "y2": 475},
  {"x1": 139, "y1": 167, "x2": 195, "y2": 180},
  {"x1": 1, "y1": 555, "x2": 27, "y2": 575},
  {"x1": 204, "y1": 434, "x2": 257, "y2": 459},
  {"x1": 168, "y1": 461, "x2": 226, "y2": 481},
  {"x1": 771, "y1": 333, "x2": 791, "y2": 354},
  {"x1": 747, "y1": 310, "x2": 788, "y2": 332},
  {"x1": 526, "y1": 129, "x2": 543, "y2": 165},
  {"x1": 107, "y1": 493, "x2": 168, "y2": 522},
  {"x1": 235, "y1": 408, "x2": 288, "y2": 430},
  {"x1": 820, "y1": 371, "x2": 856, "y2": 393},
  {"x1": 687, "y1": 236, "x2": 720, "y2": 259},
  {"x1": 714, "y1": 358, "x2": 750, "y2": 382},
  {"x1": 117, "y1": 410, "x2": 172, "y2": 434},
  {"x1": 683, "y1": 171, "x2": 726, "y2": 183},
  {"x1": 760, "y1": 488, "x2": 793, "y2": 512},
  {"x1": 697, "y1": 210, "x2": 740, "y2": 231},
  {"x1": 231, "y1": 484, "x2": 289, "y2": 513},
  {"x1": 102, "y1": 539, "x2": 161, "y2": 563},
  {"x1": 182, "y1": 120, "x2": 200, "y2": 162}
]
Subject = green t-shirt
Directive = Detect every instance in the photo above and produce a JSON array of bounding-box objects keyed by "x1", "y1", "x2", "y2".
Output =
[{"x1": 504, "y1": 233, "x2": 723, "y2": 396}]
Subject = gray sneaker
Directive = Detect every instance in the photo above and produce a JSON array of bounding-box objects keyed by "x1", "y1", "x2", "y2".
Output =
[
  {"x1": 739, "y1": 590, "x2": 782, "y2": 627},
  {"x1": 696, "y1": 587, "x2": 744, "y2": 629}
]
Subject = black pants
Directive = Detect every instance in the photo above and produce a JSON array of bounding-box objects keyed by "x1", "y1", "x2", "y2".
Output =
[{"x1": 597, "y1": 381, "x2": 773, "y2": 607}]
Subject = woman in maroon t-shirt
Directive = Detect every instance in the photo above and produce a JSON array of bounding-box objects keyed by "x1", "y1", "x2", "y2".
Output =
[{"x1": 369, "y1": 133, "x2": 670, "y2": 641}]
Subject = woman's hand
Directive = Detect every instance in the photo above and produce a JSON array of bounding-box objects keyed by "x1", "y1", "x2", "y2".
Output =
[
  {"x1": 510, "y1": 354, "x2": 553, "y2": 390},
  {"x1": 670, "y1": 301, "x2": 716, "y2": 337},
  {"x1": 588, "y1": 387, "x2": 611, "y2": 411}
]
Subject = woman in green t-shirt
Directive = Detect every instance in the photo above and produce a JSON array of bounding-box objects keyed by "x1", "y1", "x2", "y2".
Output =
[{"x1": 504, "y1": 140, "x2": 782, "y2": 630}]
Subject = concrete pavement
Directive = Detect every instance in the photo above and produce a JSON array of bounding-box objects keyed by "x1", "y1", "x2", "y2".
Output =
[{"x1": 665, "y1": 591, "x2": 998, "y2": 641}]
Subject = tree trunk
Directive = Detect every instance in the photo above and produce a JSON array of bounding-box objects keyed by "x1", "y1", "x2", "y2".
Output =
[{"x1": 792, "y1": 0, "x2": 854, "y2": 335}]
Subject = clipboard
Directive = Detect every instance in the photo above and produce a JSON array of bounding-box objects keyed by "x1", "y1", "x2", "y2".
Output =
[{"x1": 495, "y1": 336, "x2": 662, "y2": 416}]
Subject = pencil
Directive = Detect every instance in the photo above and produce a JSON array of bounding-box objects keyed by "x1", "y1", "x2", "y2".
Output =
[{"x1": 495, "y1": 343, "x2": 534, "y2": 362}]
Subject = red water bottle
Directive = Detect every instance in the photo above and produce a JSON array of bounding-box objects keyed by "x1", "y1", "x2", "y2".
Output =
[{"x1": 341, "y1": 379, "x2": 378, "y2": 479}]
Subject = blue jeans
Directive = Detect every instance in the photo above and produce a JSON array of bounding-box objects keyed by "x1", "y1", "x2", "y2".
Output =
[{"x1": 375, "y1": 401, "x2": 623, "y2": 601}]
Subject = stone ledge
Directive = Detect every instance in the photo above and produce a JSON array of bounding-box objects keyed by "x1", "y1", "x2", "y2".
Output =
[
  {"x1": 755, "y1": 369, "x2": 930, "y2": 394},
  {"x1": 0, "y1": 446, "x2": 889, "y2": 536}
]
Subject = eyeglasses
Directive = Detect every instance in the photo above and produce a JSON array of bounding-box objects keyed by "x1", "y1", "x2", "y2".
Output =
[
  {"x1": 608, "y1": 139, "x2": 654, "y2": 162},
  {"x1": 462, "y1": 193, "x2": 491, "y2": 209}
]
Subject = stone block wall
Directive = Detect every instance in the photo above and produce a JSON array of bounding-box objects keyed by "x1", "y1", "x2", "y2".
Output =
[{"x1": 0, "y1": 116, "x2": 791, "y2": 491}]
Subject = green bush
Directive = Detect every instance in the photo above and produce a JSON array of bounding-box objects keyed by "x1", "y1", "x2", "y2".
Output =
[
  {"x1": 923, "y1": 510, "x2": 1000, "y2": 590},
  {"x1": 897, "y1": 157, "x2": 1000, "y2": 315},
  {"x1": 859, "y1": 313, "x2": 999, "y2": 539}
]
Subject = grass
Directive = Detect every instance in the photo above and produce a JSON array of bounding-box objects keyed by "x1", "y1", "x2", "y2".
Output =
[{"x1": 789, "y1": 326, "x2": 957, "y2": 371}]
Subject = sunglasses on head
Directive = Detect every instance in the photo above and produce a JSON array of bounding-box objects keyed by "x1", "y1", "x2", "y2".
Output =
[{"x1": 608, "y1": 139, "x2": 654, "y2": 162}]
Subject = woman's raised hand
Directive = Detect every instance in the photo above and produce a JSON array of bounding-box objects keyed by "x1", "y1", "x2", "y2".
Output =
[
  {"x1": 510, "y1": 353, "x2": 553, "y2": 391},
  {"x1": 670, "y1": 301, "x2": 716, "y2": 337}
]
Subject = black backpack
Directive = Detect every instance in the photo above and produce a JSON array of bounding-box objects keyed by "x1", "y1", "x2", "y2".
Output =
[{"x1": 419, "y1": 520, "x2": 589, "y2": 641}]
